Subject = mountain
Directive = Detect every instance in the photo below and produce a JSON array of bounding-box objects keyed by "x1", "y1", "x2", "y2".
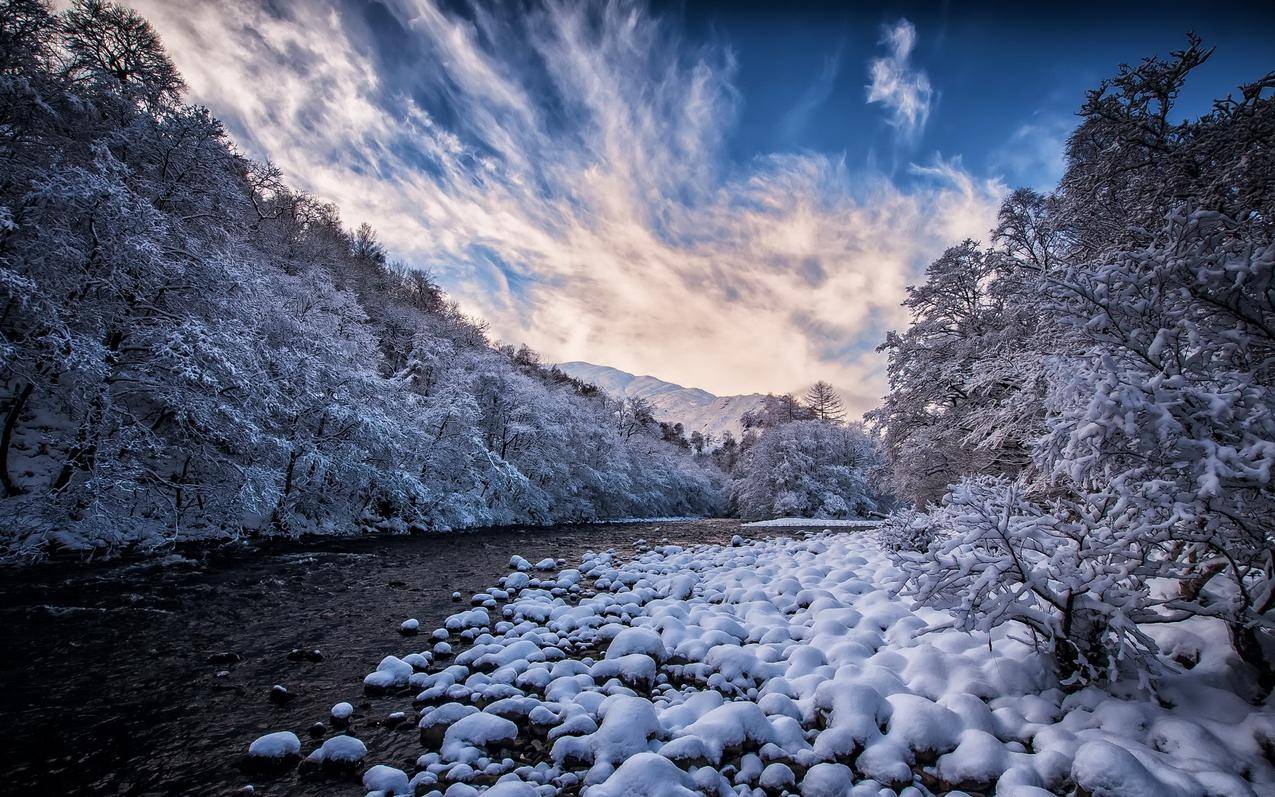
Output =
[{"x1": 556, "y1": 362, "x2": 768, "y2": 442}]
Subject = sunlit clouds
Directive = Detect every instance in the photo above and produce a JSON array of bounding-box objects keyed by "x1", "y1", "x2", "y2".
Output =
[{"x1": 127, "y1": 0, "x2": 1003, "y2": 415}]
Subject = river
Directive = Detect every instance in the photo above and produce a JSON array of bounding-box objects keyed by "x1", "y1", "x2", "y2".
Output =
[{"x1": 0, "y1": 518, "x2": 781, "y2": 796}]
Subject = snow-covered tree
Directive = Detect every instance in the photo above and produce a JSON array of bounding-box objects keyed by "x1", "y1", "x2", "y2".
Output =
[
  {"x1": 731, "y1": 420, "x2": 880, "y2": 521},
  {"x1": 869, "y1": 240, "x2": 1048, "y2": 506},
  {"x1": 880, "y1": 38, "x2": 1275, "y2": 687},
  {"x1": 803, "y1": 381, "x2": 846, "y2": 423}
]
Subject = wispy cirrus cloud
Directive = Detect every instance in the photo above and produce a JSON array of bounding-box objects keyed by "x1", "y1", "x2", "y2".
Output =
[
  {"x1": 866, "y1": 18, "x2": 934, "y2": 141},
  {"x1": 127, "y1": 0, "x2": 1002, "y2": 416},
  {"x1": 781, "y1": 44, "x2": 842, "y2": 142}
]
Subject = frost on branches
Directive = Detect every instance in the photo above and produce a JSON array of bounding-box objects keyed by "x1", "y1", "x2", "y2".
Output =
[{"x1": 874, "y1": 37, "x2": 1275, "y2": 688}]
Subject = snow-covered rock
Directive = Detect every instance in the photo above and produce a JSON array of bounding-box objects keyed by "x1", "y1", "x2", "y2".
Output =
[
  {"x1": 800, "y1": 763, "x2": 853, "y2": 797},
  {"x1": 441, "y1": 713, "x2": 519, "y2": 761},
  {"x1": 364, "y1": 655, "x2": 414, "y2": 691},
  {"x1": 585, "y1": 752, "x2": 698, "y2": 797},
  {"x1": 485, "y1": 781, "x2": 540, "y2": 797},
  {"x1": 362, "y1": 764, "x2": 411, "y2": 795},
  {"x1": 1070, "y1": 740, "x2": 1172, "y2": 797},
  {"x1": 247, "y1": 731, "x2": 300, "y2": 761},
  {"x1": 305, "y1": 734, "x2": 367, "y2": 772}
]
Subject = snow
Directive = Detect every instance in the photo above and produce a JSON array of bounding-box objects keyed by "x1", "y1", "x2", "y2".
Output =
[
  {"x1": 308, "y1": 734, "x2": 367, "y2": 766},
  {"x1": 554, "y1": 361, "x2": 768, "y2": 443},
  {"x1": 363, "y1": 764, "x2": 411, "y2": 795},
  {"x1": 331, "y1": 701, "x2": 354, "y2": 721},
  {"x1": 604, "y1": 627, "x2": 668, "y2": 662},
  {"x1": 247, "y1": 731, "x2": 300, "y2": 759},
  {"x1": 742, "y1": 517, "x2": 881, "y2": 528},
  {"x1": 585, "y1": 752, "x2": 698, "y2": 797},
  {"x1": 246, "y1": 532, "x2": 1275, "y2": 796}
]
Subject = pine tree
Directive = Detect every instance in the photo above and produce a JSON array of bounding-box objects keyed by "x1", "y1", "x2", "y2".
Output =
[{"x1": 803, "y1": 381, "x2": 846, "y2": 423}]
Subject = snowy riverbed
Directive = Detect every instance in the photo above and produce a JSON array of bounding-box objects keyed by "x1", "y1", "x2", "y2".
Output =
[
  {"x1": 247, "y1": 531, "x2": 1275, "y2": 796},
  {"x1": 740, "y1": 519, "x2": 882, "y2": 529}
]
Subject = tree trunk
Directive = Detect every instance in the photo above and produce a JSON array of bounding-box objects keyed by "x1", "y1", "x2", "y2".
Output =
[
  {"x1": 1229, "y1": 622, "x2": 1275, "y2": 698},
  {"x1": 1057, "y1": 594, "x2": 1107, "y2": 689},
  {"x1": 1, "y1": 382, "x2": 33, "y2": 497},
  {"x1": 272, "y1": 448, "x2": 300, "y2": 532}
]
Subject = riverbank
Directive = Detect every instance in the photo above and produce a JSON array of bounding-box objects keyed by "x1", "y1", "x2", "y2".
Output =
[{"x1": 0, "y1": 519, "x2": 754, "y2": 795}]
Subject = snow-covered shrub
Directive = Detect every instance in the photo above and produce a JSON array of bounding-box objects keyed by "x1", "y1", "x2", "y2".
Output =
[
  {"x1": 1039, "y1": 207, "x2": 1275, "y2": 672},
  {"x1": 894, "y1": 478, "x2": 1165, "y2": 687},
  {"x1": 873, "y1": 508, "x2": 933, "y2": 554}
]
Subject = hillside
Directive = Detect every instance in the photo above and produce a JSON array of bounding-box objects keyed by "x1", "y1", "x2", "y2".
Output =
[{"x1": 555, "y1": 362, "x2": 768, "y2": 442}]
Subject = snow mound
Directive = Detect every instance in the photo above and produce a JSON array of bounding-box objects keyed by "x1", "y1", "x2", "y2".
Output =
[
  {"x1": 586, "y1": 752, "x2": 698, "y2": 797},
  {"x1": 362, "y1": 763, "x2": 410, "y2": 795},
  {"x1": 305, "y1": 734, "x2": 366, "y2": 771}
]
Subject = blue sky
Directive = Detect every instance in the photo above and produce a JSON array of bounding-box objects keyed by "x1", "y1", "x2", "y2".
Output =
[
  {"x1": 677, "y1": 0, "x2": 1275, "y2": 188},
  {"x1": 130, "y1": 0, "x2": 1275, "y2": 412}
]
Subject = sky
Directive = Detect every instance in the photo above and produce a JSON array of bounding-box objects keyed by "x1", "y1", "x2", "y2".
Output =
[{"x1": 125, "y1": 0, "x2": 1275, "y2": 415}]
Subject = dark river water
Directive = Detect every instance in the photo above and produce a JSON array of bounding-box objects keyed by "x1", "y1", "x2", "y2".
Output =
[{"x1": 0, "y1": 518, "x2": 782, "y2": 796}]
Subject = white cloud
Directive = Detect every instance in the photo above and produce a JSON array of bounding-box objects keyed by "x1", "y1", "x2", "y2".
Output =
[
  {"x1": 866, "y1": 19, "x2": 934, "y2": 140},
  {"x1": 127, "y1": 0, "x2": 1002, "y2": 417}
]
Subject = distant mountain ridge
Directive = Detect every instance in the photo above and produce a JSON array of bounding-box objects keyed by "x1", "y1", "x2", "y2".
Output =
[{"x1": 556, "y1": 361, "x2": 768, "y2": 442}]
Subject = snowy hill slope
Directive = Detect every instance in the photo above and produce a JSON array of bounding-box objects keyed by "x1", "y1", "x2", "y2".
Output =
[{"x1": 556, "y1": 361, "x2": 768, "y2": 442}]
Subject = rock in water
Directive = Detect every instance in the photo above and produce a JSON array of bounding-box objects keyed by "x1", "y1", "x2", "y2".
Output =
[{"x1": 245, "y1": 731, "x2": 300, "y2": 772}]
